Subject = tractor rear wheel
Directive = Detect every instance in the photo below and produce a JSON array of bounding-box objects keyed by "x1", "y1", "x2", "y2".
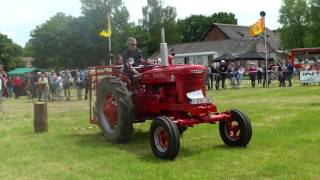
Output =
[
  {"x1": 150, "y1": 116, "x2": 180, "y2": 160},
  {"x1": 96, "y1": 76, "x2": 133, "y2": 143},
  {"x1": 219, "y1": 109, "x2": 252, "y2": 147}
]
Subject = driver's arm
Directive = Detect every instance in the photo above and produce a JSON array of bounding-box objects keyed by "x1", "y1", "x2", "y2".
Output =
[{"x1": 125, "y1": 61, "x2": 140, "y2": 75}]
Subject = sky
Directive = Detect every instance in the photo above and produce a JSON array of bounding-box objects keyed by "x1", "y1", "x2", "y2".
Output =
[{"x1": 0, "y1": 0, "x2": 283, "y2": 47}]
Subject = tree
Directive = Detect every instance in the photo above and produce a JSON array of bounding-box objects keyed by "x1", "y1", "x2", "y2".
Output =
[
  {"x1": 30, "y1": 13, "x2": 76, "y2": 68},
  {"x1": 0, "y1": 33, "x2": 23, "y2": 71},
  {"x1": 178, "y1": 12, "x2": 237, "y2": 43},
  {"x1": 211, "y1": 12, "x2": 237, "y2": 25},
  {"x1": 29, "y1": 0, "x2": 132, "y2": 69},
  {"x1": 306, "y1": 0, "x2": 320, "y2": 47},
  {"x1": 142, "y1": 0, "x2": 181, "y2": 55},
  {"x1": 279, "y1": 0, "x2": 309, "y2": 49},
  {"x1": 80, "y1": 0, "x2": 132, "y2": 64}
]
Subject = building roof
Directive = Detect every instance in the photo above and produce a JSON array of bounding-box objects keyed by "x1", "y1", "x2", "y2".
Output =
[
  {"x1": 150, "y1": 38, "x2": 265, "y2": 59},
  {"x1": 200, "y1": 23, "x2": 280, "y2": 51}
]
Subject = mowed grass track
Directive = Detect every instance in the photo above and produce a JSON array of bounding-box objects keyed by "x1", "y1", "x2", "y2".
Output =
[{"x1": 0, "y1": 86, "x2": 319, "y2": 179}]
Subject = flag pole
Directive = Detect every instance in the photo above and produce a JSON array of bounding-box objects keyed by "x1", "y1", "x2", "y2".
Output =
[
  {"x1": 107, "y1": 13, "x2": 112, "y2": 66},
  {"x1": 260, "y1": 11, "x2": 268, "y2": 87}
]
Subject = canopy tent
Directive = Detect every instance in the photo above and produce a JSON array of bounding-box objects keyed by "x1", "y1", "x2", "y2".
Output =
[
  {"x1": 8, "y1": 67, "x2": 41, "y2": 76},
  {"x1": 214, "y1": 52, "x2": 239, "y2": 62},
  {"x1": 237, "y1": 51, "x2": 273, "y2": 61}
]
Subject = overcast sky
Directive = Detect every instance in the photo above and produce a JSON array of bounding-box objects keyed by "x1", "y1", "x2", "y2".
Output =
[{"x1": 0, "y1": 0, "x2": 283, "y2": 47}]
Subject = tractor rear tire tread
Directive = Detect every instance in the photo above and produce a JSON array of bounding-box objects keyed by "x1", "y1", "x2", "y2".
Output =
[{"x1": 96, "y1": 76, "x2": 133, "y2": 143}]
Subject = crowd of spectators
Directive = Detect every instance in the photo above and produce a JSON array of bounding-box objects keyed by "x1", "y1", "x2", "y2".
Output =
[
  {"x1": 0, "y1": 69, "x2": 89, "y2": 102},
  {"x1": 206, "y1": 60, "x2": 299, "y2": 90}
]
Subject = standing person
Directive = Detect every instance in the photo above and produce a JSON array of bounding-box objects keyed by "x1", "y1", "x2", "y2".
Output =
[
  {"x1": 38, "y1": 73, "x2": 49, "y2": 101},
  {"x1": 13, "y1": 75, "x2": 23, "y2": 99},
  {"x1": 215, "y1": 63, "x2": 221, "y2": 90},
  {"x1": 248, "y1": 63, "x2": 257, "y2": 88},
  {"x1": 277, "y1": 63, "x2": 285, "y2": 87},
  {"x1": 6, "y1": 77, "x2": 13, "y2": 98},
  {"x1": 0, "y1": 71, "x2": 3, "y2": 113},
  {"x1": 48, "y1": 72, "x2": 56, "y2": 101},
  {"x1": 218, "y1": 60, "x2": 228, "y2": 89},
  {"x1": 36, "y1": 72, "x2": 42, "y2": 101},
  {"x1": 75, "y1": 71, "x2": 83, "y2": 100},
  {"x1": 228, "y1": 63, "x2": 238, "y2": 88},
  {"x1": 30, "y1": 72, "x2": 38, "y2": 99},
  {"x1": 257, "y1": 67, "x2": 263, "y2": 84},
  {"x1": 210, "y1": 64, "x2": 215, "y2": 90},
  {"x1": 55, "y1": 73, "x2": 63, "y2": 99},
  {"x1": 84, "y1": 72, "x2": 89, "y2": 100},
  {"x1": 0, "y1": 77, "x2": 2, "y2": 112},
  {"x1": 62, "y1": 70, "x2": 72, "y2": 101},
  {"x1": 0, "y1": 61, "x2": 8, "y2": 98},
  {"x1": 263, "y1": 65, "x2": 272, "y2": 87},
  {"x1": 206, "y1": 65, "x2": 211, "y2": 90},
  {"x1": 25, "y1": 73, "x2": 32, "y2": 99},
  {"x1": 287, "y1": 62, "x2": 294, "y2": 87},
  {"x1": 0, "y1": 75, "x2": 4, "y2": 113},
  {"x1": 237, "y1": 65, "x2": 245, "y2": 87}
]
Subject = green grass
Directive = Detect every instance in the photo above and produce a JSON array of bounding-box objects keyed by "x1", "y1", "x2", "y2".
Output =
[{"x1": 1, "y1": 86, "x2": 320, "y2": 179}]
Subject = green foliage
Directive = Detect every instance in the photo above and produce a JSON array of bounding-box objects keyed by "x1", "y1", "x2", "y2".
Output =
[
  {"x1": 0, "y1": 33, "x2": 23, "y2": 71},
  {"x1": 129, "y1": 25, "x2": 152, "y2": 58},
  {"x1": 306, "y1": 0, "x2": 320, "y2": 47},
  {"x1": 30, "y1": 13, "x2": 76, "y2": 68},
  {"x1": 178, "y1": 13, "x2": 237, "y2": 43},
  {"x1": 1, "y1": 86, "x2": 320, "y2": 179},
  {"x1": 29, "y1": 0, "x2": 131, "y2": 69},
  {"x1": 80, "y1": 0, "x2": 132, "y2": 59},
  {"x1": 279, "y1": 0, "x2": 309, "y2": 49},
  {"x1": 27, "y1": 0, "x2": 239, "y2": 67},
  {"x1": 142, "y1": 0, "x2": 181, "y2": 55}
]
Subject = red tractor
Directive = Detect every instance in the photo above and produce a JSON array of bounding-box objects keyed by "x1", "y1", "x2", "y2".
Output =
[{"x1": 88, "y1": 60, "x2": 252, "y2": 159}]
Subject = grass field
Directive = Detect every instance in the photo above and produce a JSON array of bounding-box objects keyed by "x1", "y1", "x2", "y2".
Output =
[{"x1": 0, "y1": 85, "x2": 320, "y2": 179}]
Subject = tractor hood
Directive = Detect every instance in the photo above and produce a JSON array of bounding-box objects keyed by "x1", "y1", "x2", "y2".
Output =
[{"x1": 141, "y1": 64, "x2": 206, "y2": 84}]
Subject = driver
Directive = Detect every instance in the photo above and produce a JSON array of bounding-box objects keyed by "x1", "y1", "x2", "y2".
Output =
[{"x1": 122, "y1": 37, "x2": 145, "y2": 76}]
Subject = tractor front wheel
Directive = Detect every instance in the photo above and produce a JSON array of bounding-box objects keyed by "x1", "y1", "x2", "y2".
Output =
[
  {"x1": 150, "y1": 116, "x2": 180, "y2": 160},
  {"x1": 219, "y1": 109, "x2": 252, "y2": 147}
]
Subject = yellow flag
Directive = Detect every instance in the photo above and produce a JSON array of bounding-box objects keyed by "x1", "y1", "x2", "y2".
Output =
[
  {"x1": 99, "y1": 29, "x2": 111, "y2": 38},
  {"x1": 99, "y1": 18, "x2": 112, "y2": 38},
  {"x1": 249, "y1": 17, "x2": 265, "y2": 37}
]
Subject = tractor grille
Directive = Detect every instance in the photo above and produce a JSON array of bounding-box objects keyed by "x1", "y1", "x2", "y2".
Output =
[{"x1": 182, "y1": 73, "x2": 206, "y2": 95}]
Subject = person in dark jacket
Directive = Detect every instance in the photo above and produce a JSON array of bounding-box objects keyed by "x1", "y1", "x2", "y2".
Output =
[
  {"x1": 248, "y1": 63, "x2": 257, "y2": 88},
  {"x1": 216, "y1": 60, "x2": 228, "y2": 89},
  {"x1": 287, "y1": 62, "x2": 294, "y2": 87}
]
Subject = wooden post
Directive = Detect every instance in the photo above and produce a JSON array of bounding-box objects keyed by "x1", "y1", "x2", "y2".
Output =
[{"x1": 34, "y1": 102, "x2": 48, "y2": 133}]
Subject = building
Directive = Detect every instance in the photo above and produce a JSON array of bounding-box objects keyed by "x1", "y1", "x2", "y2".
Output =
[{"x1": 151, "y1": 23, "x2": 286, "y2": 66}]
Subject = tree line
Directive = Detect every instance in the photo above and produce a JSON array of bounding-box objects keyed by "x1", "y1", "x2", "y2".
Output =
[
  {"x1": 0, "y1": 33, "x2": 23, "y2": 71},
  {"x1": 25, "y1": 0, "x2": 237, "y2": 69},
  {"x1": 279, "y1": 0, "x2": 320, "y2": 49},
  {"x1": 1, "y1": 0, "x2": 320, "y2": 70}
]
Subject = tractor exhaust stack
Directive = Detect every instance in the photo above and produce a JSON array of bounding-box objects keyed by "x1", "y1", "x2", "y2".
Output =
[{"x1": 160, "y1": 28, "x2": 169, "y2": 66}]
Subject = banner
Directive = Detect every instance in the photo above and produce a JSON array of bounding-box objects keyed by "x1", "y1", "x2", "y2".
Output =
[{"x1": 300, "y1": 71, "x2": 320, "y2": 83}]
